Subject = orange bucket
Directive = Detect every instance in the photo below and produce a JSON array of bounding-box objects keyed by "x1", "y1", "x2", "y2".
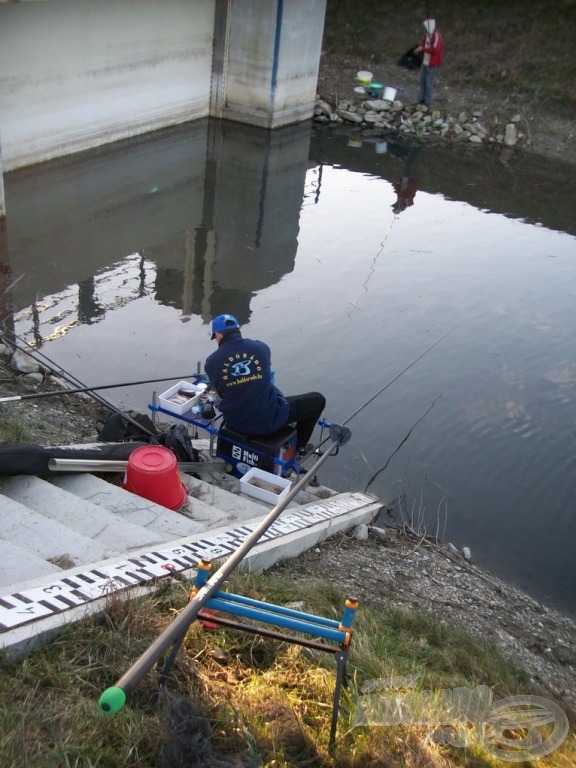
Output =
[{"x1": 122, "y1": 445, "x2": 186, "y2": 510}]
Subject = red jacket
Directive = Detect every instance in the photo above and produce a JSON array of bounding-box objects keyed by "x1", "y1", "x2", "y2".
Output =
[{"x1": 420, "y1": 29, "x2": 444, "y2": 68}]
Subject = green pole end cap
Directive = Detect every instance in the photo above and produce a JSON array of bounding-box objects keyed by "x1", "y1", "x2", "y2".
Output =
[{"x1": 99, "y1": 686, "x2": 126, "y2": 715}]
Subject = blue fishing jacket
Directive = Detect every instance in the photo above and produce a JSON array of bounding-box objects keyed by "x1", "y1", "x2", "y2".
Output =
[{"x1": 204, "y1": 331, "x2": 290, "y2": 435}]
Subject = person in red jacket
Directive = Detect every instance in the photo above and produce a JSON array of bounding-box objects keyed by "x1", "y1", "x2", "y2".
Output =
[{"x1": 415, "y1": 18, "x2": 444, "y2": 107}]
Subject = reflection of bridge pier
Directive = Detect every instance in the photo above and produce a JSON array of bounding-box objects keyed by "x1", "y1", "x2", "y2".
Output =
[
  {"x1": 152, "y1": 120, "x2": 312, "y2": 326},
  {"x1": 2, "y1": 118, "x2": 312, "y2": 344},
  {"x1": 199, "y1": 120, "x2": 312, "y2": 324}
]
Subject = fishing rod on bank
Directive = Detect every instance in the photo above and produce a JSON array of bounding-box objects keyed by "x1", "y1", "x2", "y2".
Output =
[
  {"x1": 0, "y1": 327, "x2": 157, "y2": 438},
  {"x1": 0, "y1": 374, "x2": 201, "y2": 404},
  {"x1": 99, "y1": 330, "x2": 453, "y2": 715}
]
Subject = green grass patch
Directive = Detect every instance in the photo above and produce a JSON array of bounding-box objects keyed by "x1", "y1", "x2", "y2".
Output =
[{"x1": 0, "y1": 408, "x2": 31, "y2": 443}]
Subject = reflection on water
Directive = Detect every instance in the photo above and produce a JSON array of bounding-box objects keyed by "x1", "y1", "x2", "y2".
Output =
[
  {"x1": 2, "y1": 119, "x2": 576, "y2": 617},
  {"x1": 390, "y1": 145, "x2": 422, "y2": 215},
  {"x1": 2, "y1": 119, "x2": 310, "y2": 341}
]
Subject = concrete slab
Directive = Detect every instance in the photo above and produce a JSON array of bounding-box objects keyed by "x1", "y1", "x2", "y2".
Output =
[
  {"x1": 0, "y1": 540, "x2": 63, "y2": 588},
  {"x1": 0, "y1": 475, "x2": 163, "y2": 551},
  {"x1": 51, "y1": 474, "x2": 207, "y2": 537},
  {"x1": 181, "y1": 472, "x2": 308, "y2": 522}
]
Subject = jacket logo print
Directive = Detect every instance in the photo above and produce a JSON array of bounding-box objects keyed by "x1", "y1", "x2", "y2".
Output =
[
  {"x1": 221, "y1": 354, "x2": 264, "y2": 387},
  {"x1": 230, "y1": 360, "x2": 252, "y2": 377}
]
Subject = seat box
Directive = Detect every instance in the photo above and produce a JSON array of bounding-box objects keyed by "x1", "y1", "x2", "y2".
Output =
[{"x1": 216, "y1": 424, "x2": 297, "y2": 478}]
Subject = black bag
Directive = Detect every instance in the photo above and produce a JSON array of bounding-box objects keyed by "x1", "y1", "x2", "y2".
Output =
[
  {"x1": 397, "y1": 45, "x2": 423, "y2": 69},
  {"x1": 154, "y1": 424, "x2": 199, "y2": 463},
  {"x1": 97, "y1": 411, "x2": 158, "y2": 442},
  {"x1": 97, "y1": 412, "x2": 198, "y2": 463}
]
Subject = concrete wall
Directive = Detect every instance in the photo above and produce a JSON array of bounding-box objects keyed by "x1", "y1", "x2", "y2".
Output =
[{"x1": 0, "y1": 0, "x2": 215, "y2": 171}]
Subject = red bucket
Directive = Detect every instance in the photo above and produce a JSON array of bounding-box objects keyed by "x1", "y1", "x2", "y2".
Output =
[{"x1": 122, "y1": 445, "x2": 186, "y2": 510}]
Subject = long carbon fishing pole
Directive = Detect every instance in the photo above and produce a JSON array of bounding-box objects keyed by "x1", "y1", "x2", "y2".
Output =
[
  {"x1": 0, "y1": 374, "x2": 199, "y2": 404},
  {"x1": 98, "y1": 424, "x2": 352, "y2": 715},
  {"x1": 0, "y1": 328, "x2": 157, "y2": 437}
]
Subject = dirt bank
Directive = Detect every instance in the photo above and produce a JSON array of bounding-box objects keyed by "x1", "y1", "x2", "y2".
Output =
[
  {"x1": 317, "y1": 52, "x2": 575, "y2": 165},
  {"x1": 318, "y1": 0, "x2": 576, "y2": 165},
  {"x1": 278, "y1": 529, "x2": 576, "y2": 710}
]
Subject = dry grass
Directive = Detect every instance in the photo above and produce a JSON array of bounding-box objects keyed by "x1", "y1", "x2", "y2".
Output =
[{"x1": 1, "y1": 570, "x2": 574, "y2": 767}]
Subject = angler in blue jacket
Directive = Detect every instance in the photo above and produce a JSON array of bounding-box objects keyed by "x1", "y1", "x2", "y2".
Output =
[{"x1": 204, "y1": 314, "x2": 325, "y2": 455}]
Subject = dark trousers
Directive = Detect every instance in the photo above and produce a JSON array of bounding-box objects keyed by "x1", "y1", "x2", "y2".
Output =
[{"x1": 286, "y1": 391, "x2": 326, "y2": 450}]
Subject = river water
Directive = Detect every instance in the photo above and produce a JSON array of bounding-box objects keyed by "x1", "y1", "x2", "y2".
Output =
[{"x1": 2, "y1": 118, "x2": 575, "y2": 617}]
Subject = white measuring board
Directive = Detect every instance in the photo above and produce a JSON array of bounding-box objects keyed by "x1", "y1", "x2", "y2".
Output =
[{"x1": 0, "y1": 493, "x2": 376, "y2": 633}]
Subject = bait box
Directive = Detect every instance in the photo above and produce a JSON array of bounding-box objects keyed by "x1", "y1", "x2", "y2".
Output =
[
  {"x1": 240, "y1": 467, "x2": 291, "y2": 505},
  {"x1": 158, "y1": 381, "x2": 206, "y2": 415}
]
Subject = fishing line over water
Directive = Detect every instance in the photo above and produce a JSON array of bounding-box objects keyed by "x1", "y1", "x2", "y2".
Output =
[
  {"x1": 363, "y1": 393, "x2": 443, "y2": 493},
  {"x1": 345, "y1": 213, "x2": 397, "y2": 326},
  {"x1": 302, "y1": 328, "x2": 455, "y2": 464}
]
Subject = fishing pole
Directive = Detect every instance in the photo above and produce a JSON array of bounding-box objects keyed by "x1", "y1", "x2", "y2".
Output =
[
  {"x1": 0, "y1": 328, "x2": 157, "y2": 437},
  {"x1": 301, "y1": 327, "x2": 455, "y2": 464},
  {"x1": 0, "y1": 374, "x2": 200, "y2": 404},
  {"x1": 98, "y1": 423, "x2": 353, "y2": 716}
]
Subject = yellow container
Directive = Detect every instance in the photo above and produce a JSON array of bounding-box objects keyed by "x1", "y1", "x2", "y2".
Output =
[{"x1": 356, "y1": 70, "x2": 373, "y2": 87}]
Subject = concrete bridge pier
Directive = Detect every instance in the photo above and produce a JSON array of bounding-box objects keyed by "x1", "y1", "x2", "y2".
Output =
[
  {"x1": 212, "y1": 0, "x2": 326, "y2": 130},
  {"x1": 0, "y1": 0, "x2": 327, "y2": 220}
]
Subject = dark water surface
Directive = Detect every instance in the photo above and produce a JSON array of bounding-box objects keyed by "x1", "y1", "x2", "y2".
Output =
[{"x1": 2, "y1": 119, "x2": 575, "y2": 616}]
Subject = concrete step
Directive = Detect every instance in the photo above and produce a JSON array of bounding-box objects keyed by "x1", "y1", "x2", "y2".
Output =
[
  {"x1": 0, "y1": 495, "x2": 111, "y2": 586},
  {"x1": 0, "y1": 475, "x2": 164, "y2": 552},
  {"x1": 0, "y1": 539, "x2": 65, "y2": 587},
  {"x1": 52, "y1": 471, "x2": 285, "y2": 530},
  {"x1": 180, "y1": 472, "x2": 323, "y2": 522},
  {"x1": 51, "y1": 473, "x2": 208, "y2": 537}
]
